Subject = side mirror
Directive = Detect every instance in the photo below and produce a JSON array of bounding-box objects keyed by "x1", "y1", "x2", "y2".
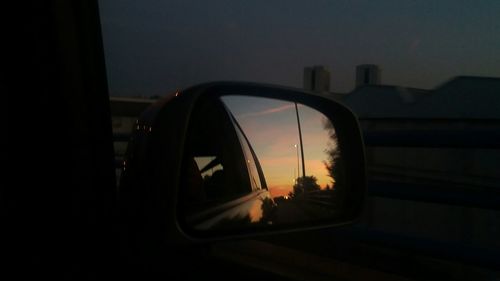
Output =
[{"x1": 119, "y1": 82, "x2": 365, "y2": 242}]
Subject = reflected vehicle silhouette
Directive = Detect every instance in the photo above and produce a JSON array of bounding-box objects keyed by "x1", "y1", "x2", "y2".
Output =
[{"x1": 179, "y1": 96, "x2": 277, "y2": 232}]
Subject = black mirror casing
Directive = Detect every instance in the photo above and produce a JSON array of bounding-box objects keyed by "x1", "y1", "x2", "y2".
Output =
[{"x1": 118, "y1": 82, "x2": 366, "y2": 250}]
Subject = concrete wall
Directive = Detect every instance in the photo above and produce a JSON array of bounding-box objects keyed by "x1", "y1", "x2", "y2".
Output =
[{"x1": 358, "y1": 118, "x2": 500, "y2": 250}]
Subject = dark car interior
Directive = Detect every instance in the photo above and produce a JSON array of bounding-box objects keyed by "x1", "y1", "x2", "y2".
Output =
[{"x1": 9, "y1": 1, "x2": 500, "y2": 280}]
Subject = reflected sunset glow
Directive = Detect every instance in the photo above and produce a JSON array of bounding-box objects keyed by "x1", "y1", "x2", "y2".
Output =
[{"x1": 222, "y1": 96, "x2": 337, "y2": 198}]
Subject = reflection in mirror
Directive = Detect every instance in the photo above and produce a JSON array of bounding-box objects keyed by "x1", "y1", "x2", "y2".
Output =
[{"x1": 180, "y1": 95, "x2": 345, "y2": 233}]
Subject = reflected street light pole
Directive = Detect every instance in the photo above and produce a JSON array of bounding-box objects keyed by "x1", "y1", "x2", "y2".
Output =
[
  {"x1": 295, "y1": 102, "x2": 306, "y2": 178},
  {"x1": 294, "y1": 144, "x2": 299, "y2": 184}
]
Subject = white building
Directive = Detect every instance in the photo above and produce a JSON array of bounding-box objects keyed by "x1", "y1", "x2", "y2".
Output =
[{"x1": 303, "y1": 66, "x2": 330, "y2": 93}]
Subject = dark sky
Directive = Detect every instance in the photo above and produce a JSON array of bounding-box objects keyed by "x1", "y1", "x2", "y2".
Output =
[{"x1": 99, "y1": 0, "x2": 500, "y2": 97}]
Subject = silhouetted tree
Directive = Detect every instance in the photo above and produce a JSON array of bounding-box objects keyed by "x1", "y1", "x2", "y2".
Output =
[{"x1": 292, "y1": 175, "x2": 320, "y2": 196}]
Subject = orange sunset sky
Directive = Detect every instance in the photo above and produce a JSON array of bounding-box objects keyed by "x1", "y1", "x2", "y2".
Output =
[{"x1": 222, "y1": 95, "x2": 337, "y2": 198}]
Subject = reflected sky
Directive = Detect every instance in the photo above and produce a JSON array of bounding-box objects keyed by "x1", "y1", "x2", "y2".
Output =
[{"x1": 222, "y1": 96, "x2": 334, "y2": 198}]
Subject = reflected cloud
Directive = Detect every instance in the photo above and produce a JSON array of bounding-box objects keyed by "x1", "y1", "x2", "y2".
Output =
[{"x1": 237, "y1": 104, "x2": 295, "y2": 119}]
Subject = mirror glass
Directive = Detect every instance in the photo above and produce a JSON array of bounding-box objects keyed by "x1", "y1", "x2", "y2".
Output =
[{"x1": 179, "y1": 95, "x2": 346, "y2": 233}]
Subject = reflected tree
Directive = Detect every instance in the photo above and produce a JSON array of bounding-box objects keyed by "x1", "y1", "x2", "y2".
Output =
[
  {"x1": 322, "y1": 118, "x2": 343, "y2": 188},
  {"x1": 322, "y1": 118, "x2": 345, "y2": 208},
  {"x1": 292, "y1": 175, "x2": 321, "y2": 197},
  {"x1": 261, "y1": 197, "x2": 277, "y2": 223}
]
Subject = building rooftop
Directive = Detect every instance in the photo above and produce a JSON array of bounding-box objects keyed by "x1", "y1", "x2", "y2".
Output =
[{"x1": 340, "y1": 76, "x2": 500, "y2": 119}]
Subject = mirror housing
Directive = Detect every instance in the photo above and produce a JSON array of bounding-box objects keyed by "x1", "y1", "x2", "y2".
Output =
[{"x1": 119, "y1": 82, "x2": 365, "y2": 245}]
